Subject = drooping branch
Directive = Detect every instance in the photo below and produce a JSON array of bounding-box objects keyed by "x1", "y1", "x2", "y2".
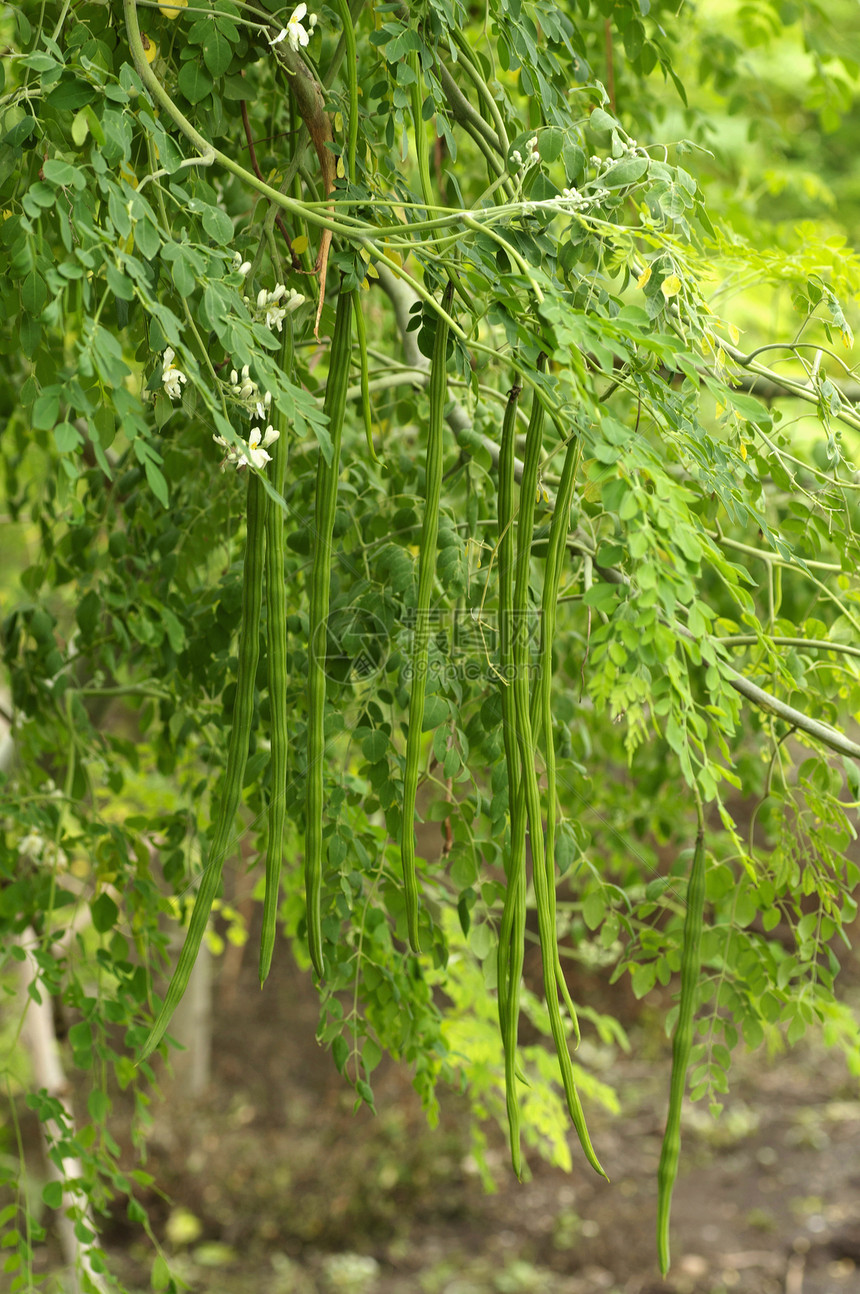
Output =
[
  {"x1": 718, "y1": 340, "x2": 860, "y2": 433},
  {"x1": 730, "y1": 370, "x2": 860, "y2": 405},
  {"x1": 377, "y1": 229, "x2": 860, "y2": 768}
]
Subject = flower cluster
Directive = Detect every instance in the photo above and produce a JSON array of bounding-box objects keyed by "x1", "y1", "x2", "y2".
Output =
[
  {"x1": 270, "y1": 3, "x2": 318, "y2": 52},
  {"x1": 227, "y1": 366, "x2": 276, "y2": 424},
  {"x1": 253, "y1": 283, "x2": 304, "y2": 333},
  {"x1": 214, "y1": 364, "x2": 283, "y2": 470},
  {"x1": 232, "y1": 251, "x2": 252, "y2": 277},
  {"x1": 161, "y1": 347, "x2": 187, "y2": 401},
  {"x1": 511, "y1": 135, "x2": 540, "y2": 171},
  {"x1": 213, "y1": 423, "x2": 280, "y2": 472},
  {"x1": 19, "y1": 827, "x2": 68, "y2": 870},
  {"x1": 559, "y1": 185, "x2": 610, "y2": 208},
  {"x1": 240, "y1": 281, "x2": 304, "y2": 333}
]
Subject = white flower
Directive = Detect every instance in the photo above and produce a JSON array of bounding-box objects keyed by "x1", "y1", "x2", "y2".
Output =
[
  {"x1": 265, "y1": 302, "x2": 288, "y2": 332},
  {"x1": 247, "y1": 425, "x2": 273, "y2": 469},
  {"x1": 253, "y1": 284, "x2": 305, "y2": 332},
  {"x1": 214, "y1": 424, "x2": 278, "y2": 472},
  {"x1": 18, "y1": 828, "x2": 68, "y2": 870},
  {"x1": 269, "y1": 26, "x2": 288, "y2": 45},
  {"x1": 285, "y1": 3, "x2": 315, "y2": 51},
  {"x1": 213, "y1": 433, "x2": 249, "y2": 471},
  {"x1": 20, "y1": 829, "x2": 46, "y2": 860},
  {"x1": 560, "y1": 186, "x2": 590, "y2": 209},
  {"x1": 232, "y1": 252, "x2": 252, "y2": 276},
  {"x1": 162, "y1": 347, "x2": 187, "y2": 401}
]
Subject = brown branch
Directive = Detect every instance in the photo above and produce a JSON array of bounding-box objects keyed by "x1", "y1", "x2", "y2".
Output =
[
  {"x1": 271, "y1": 45, "x2": 336, "y2": 335},
  {"x1": 239, "y1": 99, "x2": 297, "y2": 263}
]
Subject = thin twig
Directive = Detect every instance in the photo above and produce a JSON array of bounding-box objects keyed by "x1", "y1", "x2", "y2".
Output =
[{"x1": 240, "y1": 99, "x2": 296, "y2": 259}]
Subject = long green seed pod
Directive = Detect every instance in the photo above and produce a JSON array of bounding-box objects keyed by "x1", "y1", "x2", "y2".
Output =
[
  {"x1": 409, "y1": 49, "x2": 434, "y2": 217},
  {"x1": 495, "y1": 384, "x2": 526, "y2": 1178},
  {"x1": 401, "y1": 282, "x2": 454, "y2": 951},
  {"x1": 511, "y1": 368, "x2": 606, "y2": 1179},
  {"x1": 657, "y1": 822, "x2": 707, "y2": 1274},
  {"x1": 509, "y1": 386, "x2": 582, "y2": 1043},
  {"x1": 306, "y1": 288, "x2": 354, "y2": 977},
  {"x1": 352, "y1": 294, "x2": 379, "y2": 464},
  {"x1": 537, "y1": 427, "x2": 583, "y2": 1042},
  {"x1": 141, "y1": 470, "x2": 266, "y2": 1060},
  {"x1": 333, "y1": 0, "x2": 358, "y2": 179},
  {"x1": 259, "y1": 330, "x2": 292, "y2": 986}
]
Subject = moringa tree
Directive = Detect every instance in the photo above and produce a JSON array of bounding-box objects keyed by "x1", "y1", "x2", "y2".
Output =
[{"x1": 2, "y1": 0, "x2": 860, "y2": 1286}]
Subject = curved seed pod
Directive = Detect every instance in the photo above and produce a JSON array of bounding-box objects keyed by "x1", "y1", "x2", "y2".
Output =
[
  {"x1": 537, "y1": 427, "x2": 583, "y2": 1043},
  {"x1": 657, "y1": 825, "x2": 707, "y2": 1274},
  {"x1": 140, "y1": 470, "x2": 266, "y2": 1060},
  {"x1": 259, "y1": 330, "x2": 292, "y2": 986},
  {"x1": 495, "y1": 383, "x2": 525, "y2": 1178},
  {"x1": 352, "y1": 294, "x2": 379, "y2": 464},
  {"x1": 401, "y1": 282, "x2": 454, "y2": 951},
  {"x1": 511, "y1": 366, "x2": 606, "y2": 1179},
  {"x1": 409, "y1": 49, "x2": 434, "y2": 217},
  {"x1": 306, "y1": 288, "x2": 354, "y2": 977},
  {"x1": 333, "y1": 0, "x2": 358, "y2": 179}
]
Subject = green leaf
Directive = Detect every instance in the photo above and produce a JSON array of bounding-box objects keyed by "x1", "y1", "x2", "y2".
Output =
[
  {"x1": 603, "y1": 157, "x2": 649, "y2": 187},
  {"x1": 54, "y1": 422, "x2": 84, "y2": 453},
  {"x1": 71, "y1": 109, "x2": 90, "y2": 146},
  {"x1": 87, "y1": 1089, "x2": 110, "y2": 1122},
  {"x1": 589, "y1": 107, "x2": 617, "y2": 135},
  {"x1": 136, "y1": 218, "x2": 161, "y2": 260},
  {"x1": 421, "y1": 694, "x2": 448, "y2": 730},
  {"x1": 91, "y1": 892, "x2": 119, "y2": 933},
  {"x1": 32, "y1": 393, "x2": 60, "y2": 430},
  {"x1": 145, "y1": 460, "x2": 170, "y2": 507},
  {"x1": 202, "y1": 29, "x2": 232, "y2": 77},
  {"x1": 21, "y1": 271, "x2": 47, "y2": 315},
  {"x1": 362, "y1": 729, "x2": 388, "y2": 762},
  {"x1": 630, "y1": 960, "x2": 657, "y2": 999},
  {"x1": 46, "y1": 77, "x2": 95, "y2": 110},
  {"x1": 178, "y1": 62, "x2": 214, "y2": 105},
  {"x1": 583, "y1": 890, "x2": 606, "y2": 930},
  {"x1": 539, "y1": 126, "x2": 564, "y2": 163},
  {"x1": 41, "y1": 1181, "x2": 63, "y2": 1210},
  {"x1": 151, "y1": 1255, "x2": 171, "y2": 1291},
  {"x1": 68, "y1": 1021, "x2": 91, "y2": 1050},
  {"x1": 332, "y1": 1035, "x2": 349, "y2": 1074},
  {"x1": 76, "y1": 590, "x2": 101, "y2": 638},
  {"x1": 726, "y1": 390, "x2": 772, "y2": 429},
  {"x1": 363, "y1": 1039, "x2": 382, "y2": 1073},
  {"x1": 200, "y1": 204, "x2": 233, "y2": 245},
  {"x1": 582, "y1": 582, "x2": 621, "y2": 612}
]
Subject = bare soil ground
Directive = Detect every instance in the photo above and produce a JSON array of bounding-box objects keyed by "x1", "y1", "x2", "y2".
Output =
[{"x1": 71, "y1": 913, "x2": 860, "y2": 1294}]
